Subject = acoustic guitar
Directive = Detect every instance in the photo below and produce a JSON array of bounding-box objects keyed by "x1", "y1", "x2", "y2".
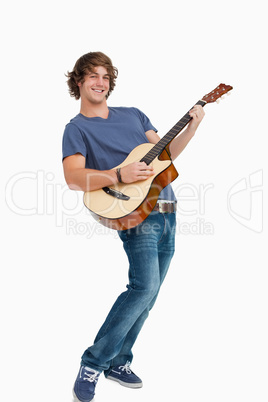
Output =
[{"x1": 84, "y1": 83, "x2": 233, "y2": 230}]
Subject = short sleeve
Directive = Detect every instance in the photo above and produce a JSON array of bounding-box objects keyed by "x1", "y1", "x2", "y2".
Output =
[
  {"x1": 134, "y1": 108, "x2": 158, "y2": 133},
  {"x1": 62, "y1": 123, "x2": 87, "y2": 161}
]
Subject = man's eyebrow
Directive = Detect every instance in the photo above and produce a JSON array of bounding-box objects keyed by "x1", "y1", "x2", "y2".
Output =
[{"x1": 89, "y1": 71, "x2": 110, "y2": 77}]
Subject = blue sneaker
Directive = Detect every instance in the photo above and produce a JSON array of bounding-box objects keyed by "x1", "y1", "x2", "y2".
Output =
[
  {"x1": 73, "y1": 366, "x2": 101, "y2": 402},
  {"x1": 106, "y1": 361, "x2": 143, "y2": 388}
]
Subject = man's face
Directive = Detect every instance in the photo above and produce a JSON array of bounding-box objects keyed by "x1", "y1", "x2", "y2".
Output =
[{"x1": 78, "y1": 66, "x2": 110, "y2": 105}]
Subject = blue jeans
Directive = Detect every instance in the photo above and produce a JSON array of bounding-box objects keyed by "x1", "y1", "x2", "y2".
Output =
[{"x1": 81, "y1": 211, "x2": 176, "y2": 373}]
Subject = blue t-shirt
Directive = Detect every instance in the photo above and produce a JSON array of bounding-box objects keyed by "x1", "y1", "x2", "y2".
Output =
[{"x1": 62, "y1": 107, "x2": 176, "y2": 201}]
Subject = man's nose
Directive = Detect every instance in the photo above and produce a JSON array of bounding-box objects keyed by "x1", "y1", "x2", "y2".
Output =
[{"x1": 96, "y1": 76, "x2": 104, "y2": 86}]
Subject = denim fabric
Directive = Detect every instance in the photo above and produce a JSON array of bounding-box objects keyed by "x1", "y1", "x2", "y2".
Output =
[{"x1": 81, "y1": 211, "x2": 176, "y2": 373}]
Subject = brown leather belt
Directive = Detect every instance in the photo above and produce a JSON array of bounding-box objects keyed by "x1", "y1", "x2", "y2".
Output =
[{"x1": 153, "y1": 201, "x2": 177, "y2": 213}]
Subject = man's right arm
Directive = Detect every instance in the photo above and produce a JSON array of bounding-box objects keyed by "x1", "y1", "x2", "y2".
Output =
[
  {"x1": 63, "y1": 154, "x2": 118, "y2": 192},
  {"x1": 63, "y1": 153, "x2": 155, "y2": 192}
]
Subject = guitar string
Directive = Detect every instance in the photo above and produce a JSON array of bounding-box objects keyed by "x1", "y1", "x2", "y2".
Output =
[
  {"x1": 140, "y1": 100, "x2": 206, "y2": 164},
  {"x1": 140, "y1": 116, "x2": 191, "y2": 162}
]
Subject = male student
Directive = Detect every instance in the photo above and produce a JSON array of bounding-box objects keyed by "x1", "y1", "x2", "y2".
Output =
[{"x1": 62, "y1": 51, "x2": 204, "y2": 402}]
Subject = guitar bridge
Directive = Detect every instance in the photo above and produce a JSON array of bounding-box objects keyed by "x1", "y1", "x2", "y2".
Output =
[{"x1": 102, "y1": 187, "x2": 130, "y2": 200}]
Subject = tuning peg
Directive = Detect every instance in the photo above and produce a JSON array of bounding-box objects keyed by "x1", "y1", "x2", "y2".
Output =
[
  {"x1": 221, "y1": 95, "x2": 225, "y2": 99},
  {"x1": 216, "y1": 99, "x2": 221, "y2": 104},
  {"x1": 227, "y1": 91, "x2": 231, "y2": 96}
]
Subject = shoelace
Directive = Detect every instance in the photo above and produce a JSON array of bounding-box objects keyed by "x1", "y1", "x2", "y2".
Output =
[
  {"x1": 81, "y1": 367, "x2": 99, "y2": 383},
  {"x1": 118, "y1": 361, "x2": 132, "y2": 375}
]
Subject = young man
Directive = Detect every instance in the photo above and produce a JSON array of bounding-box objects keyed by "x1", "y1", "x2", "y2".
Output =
[{"x1": 62, "y1": 51, "x2": 204, "y2": 402}]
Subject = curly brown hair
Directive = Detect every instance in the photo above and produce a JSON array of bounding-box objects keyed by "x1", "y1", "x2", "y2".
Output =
[{"x1": 66, "y1": 52, "x2": 118, "y2": 100}]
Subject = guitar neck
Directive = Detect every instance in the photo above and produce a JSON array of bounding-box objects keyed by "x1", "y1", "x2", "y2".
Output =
[{"x1": 140, "y1": 99, "x2": 207, "y2": 164}]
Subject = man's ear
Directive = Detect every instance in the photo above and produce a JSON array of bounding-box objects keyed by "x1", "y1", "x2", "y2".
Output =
[{"x1": 77, "y1": 81, "x2": 81, "y2": 87}]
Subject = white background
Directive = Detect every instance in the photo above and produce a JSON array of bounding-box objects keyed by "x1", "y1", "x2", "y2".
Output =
[{"x1": 1, "y1": 1, "x2": 267, "y2": 401}]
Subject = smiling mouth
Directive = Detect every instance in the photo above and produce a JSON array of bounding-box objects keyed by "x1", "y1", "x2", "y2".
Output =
[{"x1": 92, "y1": 89, "x2": 104, "y2": 93}]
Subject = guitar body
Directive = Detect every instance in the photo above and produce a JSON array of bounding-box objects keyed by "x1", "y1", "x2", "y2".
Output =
[{"x1": 83, "y1": 143, "x2": 178, "y2": 230}]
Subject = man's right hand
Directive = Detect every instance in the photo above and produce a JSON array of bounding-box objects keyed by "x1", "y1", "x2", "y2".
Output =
[{"x1": 120, "y1": 162, "x2": 155, "y2": 183}]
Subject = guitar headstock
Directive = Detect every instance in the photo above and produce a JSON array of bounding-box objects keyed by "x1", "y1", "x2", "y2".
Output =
[{"x1": 202, "y1": 83, "x2": 233, "y2": 104}]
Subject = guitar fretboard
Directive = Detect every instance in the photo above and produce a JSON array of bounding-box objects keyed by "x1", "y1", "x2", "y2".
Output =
[{"x1": 140, "y1": 100, "x2": 206, "y2": 165}]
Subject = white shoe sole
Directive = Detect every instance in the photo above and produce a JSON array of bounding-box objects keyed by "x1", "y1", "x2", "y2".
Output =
[
  {"x1": 106, "y1": 375, "x2": 143, "y2": 389},
  {"x1": 72, "y1": 387, "x2": 95, "y2": 401}
]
